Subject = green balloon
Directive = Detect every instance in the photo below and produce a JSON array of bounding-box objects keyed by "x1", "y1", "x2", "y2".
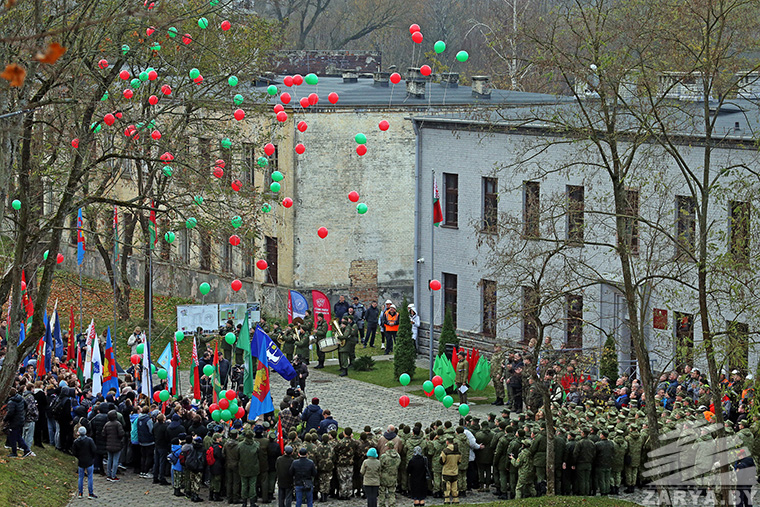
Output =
[
  {"x1": 139, "y1": 71, "x2": 149, "y2": 82},
  {"x1": 121, "y1": 44, "x2": 130, "y2": 55},
  {"x1": 198, "y1": 17, "x2": 209, "y2": 29},
  {"x1": 221, "y1": 409, "x2": 232, "y2": 421},
  {"x1": 434, "y1": 385, "x2": 445, "y2": 400},
  {"x1": 151, "y1": 364, "x2": 156, "y2": 374},
  {"x1": 101, "y1": 91, "x2": 109, "y2": 101},
  {"x1": 167, "y1": 27, "x2": 178, "y2": 38},
  {"x1": 150, "y1": 42, "x2": 161, "y2": 51},
  {"x1": 357, "y1": 203, "x2": 368, "y2": 214},
  {"x1": 164, "y1": 231, "x2": 175, "y2": 243},
  {"x1": 434, "y1": 40, "x2": 446, "y2": 54},
  {"x1": 221, "y1": 138, "x2": 232, "y2": 149},
  {"x1": 225, "y1": 332, "x2": 236, "y2": 345},
  {"x1": 458, "y1": 404, "x2": 470, "y2": 416},
  {"x1": 233, "y1": 94, "x2": 244, "y2": 105},
  {"x1": 210, "y1": 0, "x2": 219, "y2": 5},
  {"x1": 399, "y1": 373, "x2": 411, "y2": 386},
  {"x1": 43, "y1": 250, "x2": 49, "y2": 260},
  {"x1": 157, "y1": 368, "x2": 168, "y2": 380},
  {"x1": 456, "y1": 50, "x2": 469, "y2": 62},
  {"x1": 422, "y1": 380, "x2": 434, "y2": 393},
  {"x1": 354, "y1": 133, "x2": 367, "y2": 144},
  {"x1": 211, "y1": 409, "x2": 222, "y2": 422},
  {"x1": 262, "y1": 203, "x2": 272, "y2": 213},
  {"x1": 270, "y1": 182, "x2": 281, "y2": 193},
  {"x1": 194, "y1": 195, "x2": 204, "y2": 206},
  {"x1": 136, "y1": 343, "x2": 145, "y2": 355},
  {"x1": 159, "y1": 390, "x2": 170, "y2": 402},
  {"x1": 162, "y1": 166, "x2": 173, "y2": 177},
  {"x1": 231, "y1": 216, "x2": 243, "y2": 229},
  {"x1": 229, "y1": 402, "x2": 238, "y2": 415},
  {"x1": 189, "y1": 68, "x2": 200, "y2": 80},
  {"x1": 305, "y1": 73, "x2": 318, "y2": 85},
  {"x1": 228, "y1": 75, "x2": 238, "y2": 87},
  {"x1": 11, "y1": 199, "x2": 21, "y2": 211},
  {"x1": 199, "y1": 282, "x2": 211, "y2": 295},
  {"x1": 203, "y1": 364, "x2": 214, "y2": 376},
  {"x1": 257, "y1": 156, "x2": 268, "y2": 167},
  {"x1": 267, "y1": 85, "x2": 278, "y2": 96},
  {"x1": 271, "y1": 171, "x2": 284, "y2": 182},
  {"x1": 442, "y1": 395, "x2": 454, "y2": 408},
  {"x1": 175, "y1": 330, "x2": 185, "y2": 341},
  {"x1": 90, "y1": 122, "x2": 101, "y2": 133},
  {"x1": 130, "y1": 78, "x2": 141, "y2": 89},
  {"x1": 186, "y1": 217, "x2": 197, "y2": 229}
]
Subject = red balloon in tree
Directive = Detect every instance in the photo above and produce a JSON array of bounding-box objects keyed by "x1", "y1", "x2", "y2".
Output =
[
  {"x1": 98, "y1": 59, "x2": 109, "y2": 69},
  {"x1": 399, "y1": 395, "x2": 410, "y2": 408},
  {"x1": 295, "y1": 143, "x2": 305, "y2": 154},
  {"x1": 308, "y1": 93, "x2": 319, "y2": 105},
  {"x1": 282, "y1": 197, "x2": 293, "y2": 208},
  {"x1": 71, "y1": 139, "x2": 79, "y2": 148},
  {"x1": 231, "y1": 279, "x2": 242, "y2": 292},
  {"x1": 229, "y1": 234, "x2": 241, "y2": 246},
  {"x1": 149, "y1": 95, "x2": 158, "y2": 105},
  {"x1": 409, "y1": 23, "x2": 420, "y2": 34},
  {"x1": 146, "y1": 26, "x2": 155, "y2": 36},
  {"x1": 429, "y1": 279, "x2": 441, "y2": 290},
  {"x1": 119, "y1": 70, "x2": 130, "y2": 80},
  {"x1": 234, "y1": 109, "x2": 245, "y2": 121},
  {"x1": 215, "y1": 159, "x2": 226, "y2": 168},
  {"x1": 273, "y1": 104, "x2": 284, "y2": 113},
  {"x1": 213, "y1": 167, "x2": 224, "y2": 178},
  {"x1": 317, "y1": 227, "x2": 328, "y2": 239},
  {"x1": 123, "y1": 89, "x2": 133, "y2": 99},
  {"x1": 264, "y1": 143, "x2": 276, "y2": 156},
  {"x1": 276, "y1": 111, "x2": 288, "y2": 122},
  {"x1": 348, "y1": 191, "x2": 359, "y2": 202},
  {"x1": 183, "y1": 34, "x2": 192, "y2": 45},
  {"x1": 56, "y1": 253, "x2": 64, "y2": 264},
  {"x1": 297, "y1": 121, "x2": 308, "y2": 132},
  {"x1": 115, "y1": 112, "x2": 123, "y2": 119},
  {"x1": 280, "y1": 93, "x2": 291, "y2": 104},
  {"x1": 231, "y1": 180, "x2": 242, "y2": 192},
  {"x1": 104, "y1": 113, "x2": 115, "y2": 126},
  {"x1": 161, "y1": 85, "x2": 172, "y2": 95},
  {"x1": 420, "y1": 65, "x2": 432, "y2": 76},
  {"x1": 299, "y1": 97, "x2": 310, "y2": 108},
  {"x1": 148, "y1": 70, "x2": 158, "y2": 81},
  {"x1": 293, "y1": 74, "x2": 303, "y2": 85},
  {"x1": 194, "y1": 75, "x2": 204, "y2": 84},
  {"x1": 151, "y1": 130, "x2": 161, "y2": 140},
  {"x1": 221, "y1": 20, "x2": 231, "y2": 31},
  {"x1": 256, "y1": 260, "x2": 268, "y2": 270},
  {"x1": 328, "y1": 92, "x2": 339, "y2": 104},
  {"x1": 284, "y1": 76, "x2": 294, "y2": 87},
  {"x1": 412, "y1": 31, "x2": 423, "y2": 44}
]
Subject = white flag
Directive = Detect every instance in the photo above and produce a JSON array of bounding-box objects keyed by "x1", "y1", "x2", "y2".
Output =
[
  {"x1": 91, "y1": 334, "x2": 103, "y2": 395},
  {"x1": 83, "y1": 319, "x2": 95, "y2": 378},
  {"x1": 141, "y1": 334, "x2": 152, "y2": 398}
]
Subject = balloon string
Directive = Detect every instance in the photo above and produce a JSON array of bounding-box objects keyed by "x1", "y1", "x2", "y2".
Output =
[{"x1": 389, "y1": 82, "x2": 395, "y2": 108}]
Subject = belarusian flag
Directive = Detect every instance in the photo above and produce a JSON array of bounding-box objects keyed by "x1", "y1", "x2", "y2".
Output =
[
  {"x1": 236, "y1": 313, "x2": 254, "y2": 397},
  {"x1": 433, "y1": 176, "x2": 443, "y2": 227},
  {"x1": 191, "y1": 337, "x2": 201, "y2": 400},
  {"x1": 148, "y1": 201, "x2": 158, "y2": 249},
  {"x1": 171, "y1": 336, "x2": 181, "y2": 395}
]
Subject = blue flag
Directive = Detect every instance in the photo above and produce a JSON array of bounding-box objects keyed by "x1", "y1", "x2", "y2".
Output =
[
  {"x1": 53, "y1": 311, "x2": 63, "y2": 359},
  {"x1": 43, "y1": 312, "x2": 53, "y2": 373},
  {"x1": 247, "y1": 326, "x2": 274, "y2": 420},
  {"x1": 77, "y1": 208, "x2": 85, "y2": 266},
  {"x1": 259, "y1": 327, "x2": 297, "y2": 381},
  {"x1": 20, "y1": 324, "x2": 29, "y2": 368},
  {"x1": 102, "y1": 328, "x2": 120, "y2": 397}
]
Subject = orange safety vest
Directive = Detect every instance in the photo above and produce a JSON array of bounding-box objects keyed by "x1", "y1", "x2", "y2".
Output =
[{"x1": 385, "y1": 310, "x2": 400, "y2": 332}]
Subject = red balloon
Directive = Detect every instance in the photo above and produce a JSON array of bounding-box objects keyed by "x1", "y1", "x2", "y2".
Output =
[
  {"x1": 56, "y1": 253, "x2": 64, "y2": 264},
  {"x1": 299, "y1": 97, "x2": 310, "y2": 108},
  {"x1": 348, "y1": 191, "x2": 359, "y2": 202},
  {"x1": 264, "y1": 143, "x2": 276, "y2": 156},
  {"x1": 231, "y1": 179, "x2": 242, "y2": 192},
  {"x1": 221, "y1": 20, "x2": 231, "y2": 31},
  {"x1": 282, "y1": 197, "x2": 293, "y2": 208},
  {"x1": 98, "y1": 59, "x2": 108, "y2": 69},
  {"x1": 412, "y1": 31, "x2": 423, "y2": 44},
  {"x1": 308, "y1": 93, "x2": 319, "y2": 105},
  {"x1": 273, "y1": 104, "x2": 284, "y2": 113},
  {"x1": 297, "y1": 121, "x2": 308, "y2": 132},
  {"x1": 293, "y1": 74, "x2": 303, "y2": 85},
  {"x1": 379, "y1": 120, "x2": 390, "y2": 131},
  {"x1": 328, "y1": 92, "x2": 339, "y2": 104},
  {"x1": 215, "y1": 159, "x2": 226, "y2": 168},
  {"x1": 432, "y1": 375, "x2": 443, "y2": 386},
  {"x1": 390, "y1": 72, "x2": 401, "y2": 84},
  {"x1": 234, "y1": 109, "x2": 245, "y2": 121},
  {"x1": 209, "y1": 403, "x2": 219, "y2": 413},
  {"x1": 280, "y1": 92, "x2": 291, "y2": 104},
  {"x1": 115, "y1": 112, "x2": 123, "y2": 119},
  {"x1": 229, "y1": 234, "x2": 241, "y2": 246},
  {"x1": 183, "y1": 34, "x2": 192, "y2": 45},
  {"x1": 151, "y1": 130, "x2": 161, "y2": 140},
  {"x1": 153, "y1": 391, "x2": 161, "y2": 403},
  {"x1": 429, "y1": 279, "x2": 441, "y2": 291},
  {"x1": 146, "y1": 26, "x2": 155, "y2": 36},
  {"x1": 123, "y1": 89, "x2": 133, "y2": 99},
  {"x1": 148, "y1": 70, "x2": 158, "y2": 81},
  {"x1": 119, "y1": 70, "x2": 130, "y2": 80},
  {"x1": 213, "y1": 167, "x2": 224, "y2": 178},
  {"x1": 104, "y1": 113, "x2": 115, "y2": 126},
  {"x1": 124, "y1": 125, "x2": 136, "y2": 137},
  {"x1": 194, "y1": 75, "x2": 204, "y2": 84},
  {"x1": 148, "y1": 95, "x2": 158, "y2": 105},
  {"x1": 161, "y1": 84, "x2": 172, "y2": 95},
  {"x1": 71, "y1": 138, "x2": 79, "y2": 148},
  {"x1": 131, "y1": 354, "x2": 140, "y2": 365},
  {"x1": 225, "y1": 389, "x2": 236, "y2": 401},
  {"x1": 276, "y1": 111, "x2": 288, "y2": 122},
  {"x1": 256, "y1": 259, "x2": 268, "y2": 270},
  {"x1": 236, "y1": 407, "x2": 245, "y2": 419},
  {"x1": 160, "y1": 152, "x2": 174, "y2": 163},
  {"x1": 399, "y1": 395, "x2": 410, "y2": 408},
  {"x1": 283, "y1": 76, "x2": 294, "y2": 87},
  {"x1": 420, "y1": 65, "x2": 432, "y2": 76},
  {"x1": 317, "y1": 227, "x2": 328, "y2": 239},
  {"x1": 356, "y1": 145, "x2": 367, "y2": 156},
  {"x1": 231, "y1": 279, "x2": 242, "y2": 292},
  {"x1": 295, "y1": 143, "x2": 305, "y2": 154},
  {"x1": 409, "y1": 23, "x2": 420, "y2": 34},
  {"x1": 219, "y1": 398, "x2": 230, "y2": 410}
]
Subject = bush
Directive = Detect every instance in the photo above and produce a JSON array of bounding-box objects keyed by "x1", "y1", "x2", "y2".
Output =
[
  {"x1": 394, "y1": 297, "x2": 417, "y2": 381},
  {"x1": 600, "y1": 334, "x2": 618, "y2": 380},
  {"x1": 437, "y1": 307, "x2": 459, "y2": 357},
  {"x1": 352, "y1": 355, "x2": 376, "y2": 371}
]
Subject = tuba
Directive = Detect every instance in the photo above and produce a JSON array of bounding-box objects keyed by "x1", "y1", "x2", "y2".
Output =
[{"x1": 333, "y1": 320, "x2": 346, "y2": 347}]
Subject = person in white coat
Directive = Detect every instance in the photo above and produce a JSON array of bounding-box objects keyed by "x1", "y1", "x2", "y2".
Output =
[{"x1": 408, "y1": 304, "x2": 420, "y2": 353}]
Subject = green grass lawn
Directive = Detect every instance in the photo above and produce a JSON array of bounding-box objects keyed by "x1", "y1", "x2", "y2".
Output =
[
  {"x1": 0, "y1": 446, "x2": 76, "y2": 507},
  {"x1": 428, "y1": 497, "x2": 642, "y2": 507},
  {"x1": 322, "y1": 358, "x2": 430, "y2": 388}
]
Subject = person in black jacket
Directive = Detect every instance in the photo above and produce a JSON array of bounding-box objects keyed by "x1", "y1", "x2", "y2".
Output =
[
  {"x1": 72, "y1": 426, "x2": 98, "y2": 499},
  {"x1": 290, "y1": 447, "x2": 317, "y2": 507},
  {"x1": 102, "y1": 410, "x2": 124, "y2": 481},
  {"x1": 300, "y1": 398, "x2": 323, "y2": 435},
  {"x1": 276, "y1": 445, "x2": 295, "y2": 507},
  {"x1": 364, "y1": 302, "x2": 380, "y2": 347},
  {"x1": 166, "y1": 413, "x2": 184, "y2": 442},
  {"x1": 3, "y1": 388, "x2": 33, "y2": 457},
  {"x1": 219, "y1": 353, "x2": 231, "y2": 389},
  {"x1": 90, "y1": 404, "x2": 109, "y2": 474},
  {"x1": 208, "y1": 432, "x2": 225, "y2": 501},
  {"x1": 55, "y1": 385, "x2": 75, "y2": 452},
  {"x1": 32, "y1": 382, "x2": 48, "y2": 448},
  {"x1": 153, "y1": 412, "x2": 171, "y2": 485}
]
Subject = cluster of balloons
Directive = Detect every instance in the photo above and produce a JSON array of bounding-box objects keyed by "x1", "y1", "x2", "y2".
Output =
[
  {"x1": 209, "y1": 389, "x2": 246, "y2": 421},
  {"x1": 423, "y1": 375, "x2": 470, "y2": 416}
]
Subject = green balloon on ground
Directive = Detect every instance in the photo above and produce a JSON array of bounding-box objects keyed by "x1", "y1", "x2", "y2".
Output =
[
  {"x1": 434, "y1": 40, "x2": 446, "y2": 53},
  {"x1": 270, "y1": 182, "x2": 281, "y2": 193},
  {"x1": 186, "y1": 217, "x2": 197, "y2": 229},
  {"x1": 221, "y1": 138, "x2": 232, "y2": 149},
  {"x1": 267, "y1": 85, "x2": 278, "y2": 96},
  {"x1": 354, "y1": 133, "x2": 367, "y2": 144},
  {"x1": 139, "y1": 71, "x2": 149, "y2": 81},
  {"x1": 130, "y1": 78, "x2": 141, "y2": 89},
  {"x1": 442, "y1": 395, "x2": 454, "y2": 408},
  {"x1": 233, "y1": 94, "x2": 244, "y2": 105},
  {"x1": 11, "y1": 199, "x2": 21, "y2": 210},
  {"x1": 199, "y1": 282, "x2": 211, "y2": 295},
  {"x1": 271, "y1": 171, "x2": 284, "y2": 182},
  {"x1": 225, "y1": 332, "x2": 236, "y2": 344},
  {"x1": 194, "y1": 195, "x2": 204, "y2": 205},
  {"x1": 456, "y1": 50, "x2": 469, "y2": 62},
  {"x1": 198, "y1": 17, "x2": 209, "y2": 29},
  {"x1": 167, "y1": 27, "x2": 178, "y2": 38},
  {"x1": 262, "y1": 203, "x2": 272, "y2": 213},
  {"x1": 203, "y1": 364, "x2": 214, "y2": 376},
  {"x1": 164, "y1": 231, "x2": 175, "y2": 243},
  {"x1": 357, "y1": 203, "x2": 368, "y2": 214},
  {"x1": 231, "y1": 216, "x2": 243, "y2": 228},
  {"x1": 189, "y1": 68, "x2": 200, "y2": 79},
  {"x1": 228, "y1": 76, "x2": 238, "y2": 86},
  {"x1": 434, "y1": 385, "x2": 445, "y2": 400},
  {"x1": 121, "y1": 44, "x2": 130, "y2": 55},
  {"x1": 159, "y1": 390, "x2": 170, "y2": 402},
  {"x1": 162, "y1": 166, "x2": 173, "y2": 177},
  {"x1": 422, "y1": 380, "x2": 434, "y2": 393},
  {"x1": 211, "y1": 409, "x2": 222, "y2": 422},
  {"x1": 257, "y1": 157, "x2": 268, "y2": 167},
  {"x1": 458, "y1": 404, "x2": 470, "y2": 416},
  {"x1": 305, "y1": 73, "x2": 318, "y2": 85},
  {"x1": 175, "y1": 330, "x2": 185, "y2": 341},
  {"x1": 157, "y1": 369, "x2": 168, "y2": 380},
  {"x1": 399, "y1": 373, "x2": 411, "y2": 386},
  {"x1": 136, "y1": 343, "x2": 144, "y2": 355}
]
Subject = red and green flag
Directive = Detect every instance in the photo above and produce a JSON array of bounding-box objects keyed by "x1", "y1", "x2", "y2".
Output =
[
  {"x1": 433, "y1": 176, "x2": 443, "y2": 227},
  {"x1": 148, "y1": 201, "x2": 158, "y2": 249},
  {"x1": 212, "y1": 341, "x2": 222, "y2": 403},
  {"x1": 191, "y1": 337, "x2": 201, "y2": 400}
]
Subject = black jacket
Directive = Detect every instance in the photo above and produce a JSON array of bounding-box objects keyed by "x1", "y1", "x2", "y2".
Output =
[
  {"x1": 301, "y1": 404, "x2": 322, "y2": 432},
  {"x1": 72, "y1": 435, "x2": 97, "y2": 468},
  {"x1": 3, "y1": 394, "x2": 25, "y2": 429},
  {"x1": 289, "y1": 456, "x2": 317, "y2": 487},
  {"x1": 365, "y1": 306, "x2": 380, "y2": 326},
  {"x1": 275, "y1": 454, "x2": 295, "y2": 488},
  {"x1": 91, "y1": 410, "x2": 109, "y2": 452},
  {"x1": 153, "y1": 421, "x2": 170, "y2": 451},
  {"x1": 167, "y1": 420, "x2": 184, "y2": 442},
  {"x1": 102, "y1": 417, "x2": 125, "y2": 453}
]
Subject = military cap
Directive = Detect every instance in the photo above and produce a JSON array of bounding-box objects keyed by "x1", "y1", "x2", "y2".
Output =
[{"x1": 229, "y1": 429, "x2": 239, "y2": 436}]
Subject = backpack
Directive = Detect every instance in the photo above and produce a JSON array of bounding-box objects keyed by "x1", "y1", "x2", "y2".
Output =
[
  {"x1": 168, "y1": 449, "x2": 180, "y2": 465},
  {"x1": 183, "y1": 447, "x2": 203, "y2": 473},
  {"x1": 206, "y1": 445, "x2": 216, "y2": 466},
  {"x1": 24, "y1": 394, "x2": 39, "y2": 422},
  {"x1": 50, "y1": 394, "x2": 67, "y2": 418}
]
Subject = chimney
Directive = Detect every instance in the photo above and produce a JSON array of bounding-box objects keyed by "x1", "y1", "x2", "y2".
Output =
[
  {"x1": 440, "y1": 72, "x2": 459, "y2": 88},
  {"x1": 342, "y1": 71, "x2": 358, "y2": 84},
  {"x1": 406, "y1": 67, "x2": 426, "y2": 99},
  {"x1": 373, "y1": 72, "x2": 390, "y2": 87},
  {"x1": 471, "y1": 75, "x2": 491, "y2": 99}
]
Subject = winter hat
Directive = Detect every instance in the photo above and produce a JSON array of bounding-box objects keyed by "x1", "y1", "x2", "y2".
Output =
[
  {"x1": 285, "y1": 445, "x2": 293, "y2": 454},
  {"x1": 299, "y1": 447, "x2": 308, "y2": 456},
  {"x1": 367, "y1": 448, "x2": 378, "y2": 458},
  {"x1": 59, "y1": 380, "x2": 68, "y2": 388},
  {"x1": 311, "y1": 397, "x2": 319, "y2": 405},
  {"x1": 78, "y1": 426, "x2": 87, "y2": 436}
]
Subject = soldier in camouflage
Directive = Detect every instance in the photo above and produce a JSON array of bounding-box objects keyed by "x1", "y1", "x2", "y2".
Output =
[
  {"x1": 314, "y1": 434, "x2": 334, "y2": 502},
  {"x1": 490, "y1": 344, "x2": 507, "y2": 406},
  {"x1": 511, "y1": 438, "x2": 536, "y2": 499},
  {"x1": 379, "y1": 441, "x2": 401, "y2": 507},
  {"x1": 223, "y1": 429, "x2": 242, "y2": 504},
  {"x1": 333, "y1": 428, "x2": 356, "y2": 499}
]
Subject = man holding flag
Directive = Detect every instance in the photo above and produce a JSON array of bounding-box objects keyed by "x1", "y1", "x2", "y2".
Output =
[
  {"x1": 247, "y1": 325, "x2": 297, "y2": 422},
  {"x1": 102, "y1": 328, "x2": 119, "y2": 396}
]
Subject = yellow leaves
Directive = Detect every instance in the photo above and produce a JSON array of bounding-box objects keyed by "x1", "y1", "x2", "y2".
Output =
[
  {"x1": 0, "y1": 63, "x2": 26, "y2": 87},
  {"x1": 34, "y1": 42, "x2": 66, "y2": 64}
]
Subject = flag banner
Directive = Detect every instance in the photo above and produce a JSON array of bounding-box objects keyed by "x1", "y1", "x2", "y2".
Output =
[
  {"x1": 171, "y1": 337, "x2": 181, "y2": 395},
  {"x1": 43, "y1": 312, "x2": 53, "y2": 373},
  {"x1": 466, "y1": 349, "x2": 480, "y2": 383},
  {"x1": 433, "y1": 176, "x2": 443, "y2": 227},
  {"x1": 469, "y1": 356, "x2": 491, "y2": 391},
  {"x1": 247, "y1": 325, "x2": 275, "y2": 420},
  {"x1": 21, "y1": 270, "x2": 33, "y2": 324},
  {"x1": 212, "y1": 342, "x2": 221, "y2": 403},
  {"x1": 257, "y1": 326, "x2": 297, "y2": 381},
  {"x1": 191, "y1": 337, "x2": 201, "y2": 400},
  {"x1": 140, "y1": 330, "x2": 152, "y2": 397},
  {"x1": 148, "y1": 201, "x2": 158, "y2": 249},
  {"x1": 53, "y1": 310, "x2": 63, "y2": 359},
  {"x1": 433, "y1": 354, "x2": 456, "y2": 389},
  {"x1": 66, "y1": 306, "x2": 75, "y2": 362},
  {"x1": 77, "y1": 208, "x2": 86, "y2": 266},
  {"x1": 311, "y1": 290, "x2": 332, "y2": 331},
  {"x1": 91, "y1": 334, "x2": 103, "y2": 395},
  {"x1": 36, "y1": 337, "x2": 46, "y2": 377},
  {"x1": 83, "y1": 319, "x2": 95, "y2": 378},
  {"x1": 237, "y1": 314, "x2": 254, "y2": 396},
  {"x1": 102, "y1": 327, "x2": 119, "y2": 396},
  {"x1": 113, "y1": 206, "x2": 119, "y2": 261},
  {"x1": 157, "y1": 343, "x2": 172, "y2": 371},
  {"x1": 287, "y1": 290, "x2": 309, "y2": 324}
]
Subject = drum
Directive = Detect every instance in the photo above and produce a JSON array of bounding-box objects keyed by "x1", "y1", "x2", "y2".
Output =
[{"x1": 318, "y1": 336, "x2": 339, "y2": 353}]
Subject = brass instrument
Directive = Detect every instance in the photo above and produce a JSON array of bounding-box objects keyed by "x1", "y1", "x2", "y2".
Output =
[{"x1": 333, "y1": 320, "x2": 346, "y2": 347}]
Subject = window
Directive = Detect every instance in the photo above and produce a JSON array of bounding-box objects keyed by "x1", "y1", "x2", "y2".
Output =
[
  {"x1": 727, "y1": 321, "x2": 749, "y2": 376},
  {"x1": 243, "y1": 143, "x2": 256, "y2": 185},
  {"x1": 481, "y1": 279, "x2": 497, "y2": 336},
  {"x1": 444, "y1": 173, "x2": 458, "y2": 227},
  {"x1": 621, "y1": 189, "x2": 639, "y2": 255},
  {"x1": 200, "y1": 231, "x2": 211, "y2": 271},
  {"x1": 265, "y1": 236, "x2": 278, "y2": 284},
  {"x1": 221, "y1": 238, "x2": 233, "y2": 272},
  {"x1": 674, "y1": 312, "x2": 693, "y2": 371},
  {"x1": 179, "y1": 230, "x2": 190, "y2": 265},
  {"x1": 522, "y1": 286, "x2": 538, "y2": 345},
  {"x1": 268, "y1": 145, "x2": 279, "y2": 172},
  {"x1": 523, "y1": 181, "x2": 540, "y2": 238},
  {"x1": 675, "y1": 195, "x2": 696, "y2": 260},
  {"x1": 482, "y1": 177, "x2": 498, "y2": 233},
  {"x1": 443, "y1": 273, "x2": 458, "y2": 328},
  {"x1": 243, "y1": 243, "x2": 254, "y2": 278},
  {"x1": 566, "y1": 294, "x2": 583, "y2": 349},
  {"x1": 567, "y1": 185, "x2": 585, "y2": 244},
  {"x1": 730, "y1": 200, "x2": 750, "y2": 267}
]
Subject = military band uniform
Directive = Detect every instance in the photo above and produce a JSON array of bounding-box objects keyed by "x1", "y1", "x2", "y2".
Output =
[{"x1": 314, "y1": 319, "x2": 328, "y2": 368}]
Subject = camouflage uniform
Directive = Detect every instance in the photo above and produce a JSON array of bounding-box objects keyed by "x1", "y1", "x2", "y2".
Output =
[
  {"x1": 475, "y1": 422, "x2": 494, "y2": 490},
  {"x1": 431, "y1": 433, "x2": 446, "y2": 495},
  {"x1": 223, "y1": 432, "x2": 241, "y2": 503},
  {"x1": 379, "y1": 444, "x2": 401, "y2": 507},
  {"x1": 454, "y1": 431, "x2": 469, "y2": 493},
  {"x1": 333, "y1": 434, "x2": 356, "y2": 499},
  {"x1": 624, "y1": 429, "x2": 643, "y2": 489},
  {"x1": 254, "y1": 433, "x2": 271, "y2": 502},
  {"x1": 507, "y1": 433, "x2": 523, "y2": 497},
  {"x1": 314, "y1": 437, "x2": 335, "y2": 498},
  {"x1": 511, "y1": 442, "x2": 536, "y2": 499},
  {"x1": 237, "y1": 432, "x2": 260, "y2": 502},
  {"x1": 490, "y1": 349, "x2": 507, "y2": 402},
  {"x1": 282, "y1": 327, "x2": 296, "y2": 361},
  {"x1": 611, "y1": 432, "x2": 628, "y2": 493}
]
